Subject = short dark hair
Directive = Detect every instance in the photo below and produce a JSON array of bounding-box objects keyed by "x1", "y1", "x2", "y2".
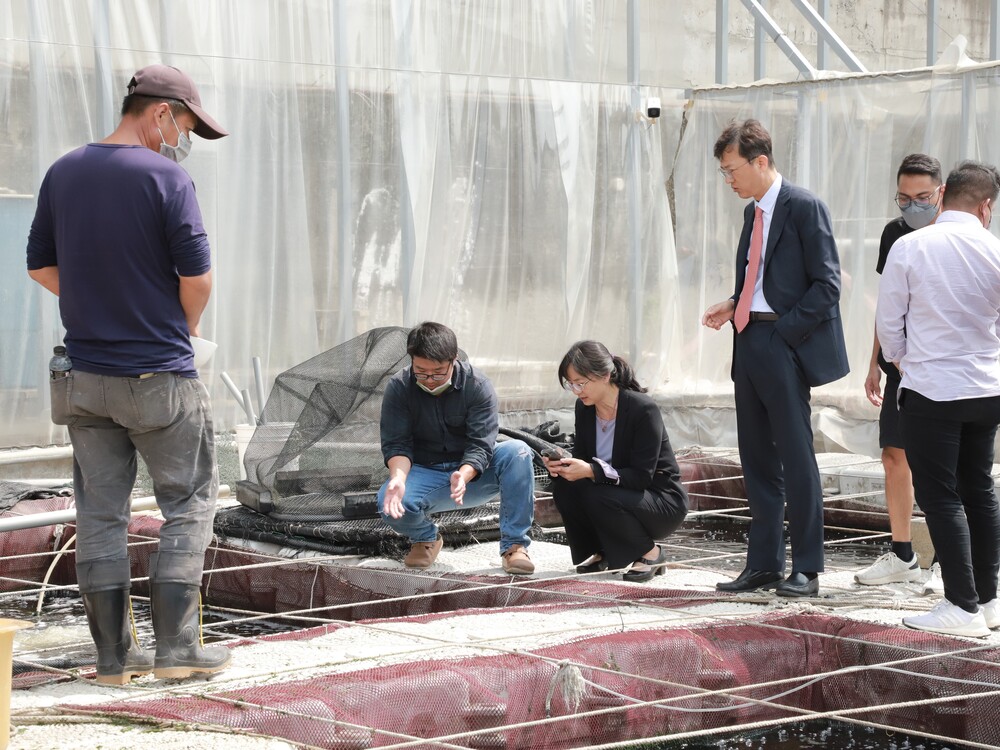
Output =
[
  {"x1": 713, "y1": 119, "x2": 774, "y2": 166},
  {"x1": 120, "y1": 94, "x2": 189, "y2": 119},
  {"x1": 897, "y1": 153, "x2": 942, "y2": 183},
  {"x1": 942, "y1": 160, "x2": 1000, "y2": 209},
  {"x1": 557, "y1": 340, "x2": 646, "y2": 394},
  {"x1": 406, "y1": 322, "x2": 458, "y2": 362}
]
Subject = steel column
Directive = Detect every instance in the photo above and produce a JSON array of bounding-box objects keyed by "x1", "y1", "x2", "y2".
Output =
[
  {"x1": 716, "y1": 0, "x2": 729, "y2": 85},
  {"x1": 626, "y1": 0, "x2": 643, "y2": 363}
]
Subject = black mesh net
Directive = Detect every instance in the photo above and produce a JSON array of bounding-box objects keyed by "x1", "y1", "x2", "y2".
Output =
[{"x1": 238, "y1": 326, "x2": 474, "y2": 521}]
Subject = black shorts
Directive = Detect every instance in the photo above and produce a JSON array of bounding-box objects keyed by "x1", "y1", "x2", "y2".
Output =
[{"x1": 879, "y1": 369, "x2": 904, "y2": 450}]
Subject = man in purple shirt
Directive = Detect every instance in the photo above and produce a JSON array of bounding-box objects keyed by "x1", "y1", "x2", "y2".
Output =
[{"x1": 26, "y1": 64, "x2": 231, "y2": 683}]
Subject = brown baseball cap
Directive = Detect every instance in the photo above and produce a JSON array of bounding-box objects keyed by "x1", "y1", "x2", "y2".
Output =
[{"x1": 127, "y1": 64, "x2": 228, "y2": 140}]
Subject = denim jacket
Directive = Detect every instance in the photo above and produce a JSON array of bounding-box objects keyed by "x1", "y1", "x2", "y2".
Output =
[{"x1": 380, "y1": 360, "x2": 498, "y2": 476}]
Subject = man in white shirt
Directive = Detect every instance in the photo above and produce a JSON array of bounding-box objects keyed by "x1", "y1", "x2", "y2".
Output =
[{"x1": 876, "y1": 160, "x2": 1000, "y2": 638}]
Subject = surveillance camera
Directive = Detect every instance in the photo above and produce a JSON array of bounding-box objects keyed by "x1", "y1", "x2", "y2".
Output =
[{"x1": 646, "y1": 97, "x2": 661, "y2": 119}]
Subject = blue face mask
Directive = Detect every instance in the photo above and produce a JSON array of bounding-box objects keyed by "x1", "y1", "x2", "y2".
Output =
[{"x1": 158, "y1": 109, "x2": 192, "y2": 163}]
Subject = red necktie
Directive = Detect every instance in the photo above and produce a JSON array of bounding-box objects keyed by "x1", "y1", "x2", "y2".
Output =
[{"x1": 734, "y1": 206, "x2": 764, "y2": 333}]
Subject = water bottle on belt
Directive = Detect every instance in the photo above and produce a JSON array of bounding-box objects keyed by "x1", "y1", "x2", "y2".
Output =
[{"x1": 49, "y1": 346, "x2": 72, "y2": 380}]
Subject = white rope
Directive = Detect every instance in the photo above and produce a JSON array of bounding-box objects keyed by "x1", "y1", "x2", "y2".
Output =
[
  {"x1": 544, "y1": 660, "x2": 584, "y2": 717},
  {"x1": 35, "y1": 531, "x2": 77, "y2": 614}
]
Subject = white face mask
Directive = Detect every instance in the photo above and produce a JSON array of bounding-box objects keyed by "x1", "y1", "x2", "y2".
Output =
[
  {"x1": 158, "y1": 109, "x2": 192, "y2": 163},
  {"x1": 417, "y1": 379, "x2": 452, "y2": 396}
]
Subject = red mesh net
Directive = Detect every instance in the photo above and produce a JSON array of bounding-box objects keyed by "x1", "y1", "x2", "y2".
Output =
[
  {"x1": 76, "y1": 612, "x2": 1000, "y2": 748},
  {"x1": 0, "y1": 496, "x2": 75, "y2": 593},
  {"x1": 7, "y1": 494, "x2": 997, "y2": 747}
]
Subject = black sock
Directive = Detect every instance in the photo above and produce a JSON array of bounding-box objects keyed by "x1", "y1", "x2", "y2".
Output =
[
  {"x1": 792, "y1": 571, "x2": 818, "y2": 581},
  {"x1": 892, "y1": 541, "x2": 914, "y2": 562}
]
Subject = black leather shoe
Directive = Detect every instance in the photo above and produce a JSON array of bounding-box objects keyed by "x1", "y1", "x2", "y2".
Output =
[
  {"x1": 775, "y1": 572, "x2": 819, "y2": 598},
  {"x1": 576, "y1": 558, "x2": 608, "y2": 574},
  {"x1": 716, "y1": 568, "x2": 783, "y2": 593},
  {"x1": 622, "y1": 545, "x2": 668, "y2": 583}
]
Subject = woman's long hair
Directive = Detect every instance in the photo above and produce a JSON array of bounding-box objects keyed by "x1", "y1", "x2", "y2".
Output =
[{"x1": 557, "y1": 340, "x2": 646, "y2": 393}]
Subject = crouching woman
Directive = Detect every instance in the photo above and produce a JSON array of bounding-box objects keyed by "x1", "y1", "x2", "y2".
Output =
[{"x1": 546, "y1": 341, "x2": 688, "y2": 582}]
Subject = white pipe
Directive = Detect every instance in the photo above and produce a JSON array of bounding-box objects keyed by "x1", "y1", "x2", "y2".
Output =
[
  {"x1": 240, "y1": 388, "x2": 257, "y2": 425},
  {"x1": 219, "y1": 371, "x2": 245, "y2": 406},
  {"x1": 252, "y1": 356, "x2": 267, "y2": 424},
  {"x1": 0, "y1": 446, "x2": 73, "y2": 466},
  {"x1": 0, "y1": 485, "x2": 231, "y2": 533}
]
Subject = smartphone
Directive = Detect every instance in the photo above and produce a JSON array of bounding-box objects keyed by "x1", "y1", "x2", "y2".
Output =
[{"x1": 541, "y1": 446, "x2": 570, "y2": 460}]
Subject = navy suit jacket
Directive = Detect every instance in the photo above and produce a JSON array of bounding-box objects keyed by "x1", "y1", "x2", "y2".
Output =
[{"x1": 730, "y1": 180, "x2": 850, "y2": 387}]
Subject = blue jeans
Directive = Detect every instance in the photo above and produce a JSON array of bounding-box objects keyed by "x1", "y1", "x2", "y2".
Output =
[{"x1": 377, "y1": 439, "x2": 534, "y2": 553}]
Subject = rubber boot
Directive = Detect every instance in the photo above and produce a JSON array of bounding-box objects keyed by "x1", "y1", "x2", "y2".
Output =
[
  {"x1": 150, "y1": 582, "x2": 231, "y2": 679},
  {"x1": 81, "y1": 588, "x2": 154, "y2": 685}
]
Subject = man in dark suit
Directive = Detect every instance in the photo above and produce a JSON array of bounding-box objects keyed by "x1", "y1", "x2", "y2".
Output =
[{"x1": 702, "y1": 119, "x2": 850, "y2": 597}]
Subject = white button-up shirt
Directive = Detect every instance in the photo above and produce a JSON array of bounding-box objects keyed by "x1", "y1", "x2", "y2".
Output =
[{"x1": 876, "y1": 210, "x2": 1000, "y2": 401}]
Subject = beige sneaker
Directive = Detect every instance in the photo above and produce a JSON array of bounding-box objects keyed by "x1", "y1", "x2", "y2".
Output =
[
  {"x1": 404, "y1": 535, "x2": 443, "y2": 568},
  {"x1": 501, "y1": 544, "x2": 534, "y2": 575}
]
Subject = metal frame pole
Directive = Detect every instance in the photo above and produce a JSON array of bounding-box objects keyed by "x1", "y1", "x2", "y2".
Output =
[
  {"x1": 791, "y1": 0, "x2": 867, "y2": 73},
  {"x1": 991, "y1": 0, "x2": 1000, "y2": 60},
  {"x1": 333, "y1": 0, "x2": 355, "y2": 341},
  {"x1": 716, "y1": 0, "x2": 729, "y2": 85},
  {"x1": 754, "y1": 0, "x2": 766, "y2": 80},
  {"x1": 927, "y1": 0, "x2": 938, "y2": 66},
  {"x1": 816, "y1": 0, "x2": 828, "y2": 70},
  {"x1": 626, "y1": 0, "x2": 642, "y2": 363},
  {"x1": 92, "y1": 0, "x2": 114, "y2": 138},
  {"x1": 742, "y1": 0, "x2": 817, "y2": 80}
]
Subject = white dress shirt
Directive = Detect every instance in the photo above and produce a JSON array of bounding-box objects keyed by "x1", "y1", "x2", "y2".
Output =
[
  {"x1": 748, "y1": 174, "x2": 782, "y2": 313},
  {"x1": 876, "y1": 210, "x2": 1000, "y2": 401}
]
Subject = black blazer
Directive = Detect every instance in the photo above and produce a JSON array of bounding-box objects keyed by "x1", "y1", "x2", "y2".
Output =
[
  {"x1": 572, "y1": 388, "x2": 686, "y2": 502},
  {"x1": 730, "y1": 180, "x2": 850, "y2": 387}
]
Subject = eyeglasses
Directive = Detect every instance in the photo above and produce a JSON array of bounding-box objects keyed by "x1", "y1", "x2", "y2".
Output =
[
  {"x1": 414, "y1": 365, "x2": 453, "y2": 382},
  {"x1": 895, "y1": 186, "x2": 941, "y2": 210},
  {"x1": 563, "y1": 380, "x2": 591, "y2": 393},
  {"x1": 414, "y1": 371, "x2": 451, "y2": 382},
  {"x1": 718, "y1": 160, "x2": 751, "y2": 180}
]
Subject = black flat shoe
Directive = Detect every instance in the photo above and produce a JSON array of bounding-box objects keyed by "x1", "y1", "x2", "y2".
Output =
[
  {"x1": 576, "y1": 552, "x2": 608, "y2": 575},
  {"x1": 716, "y1": 568, "x2": 783, "y2": 593},
  {"x1": 622, "y1": 545, "x2": 668, "y2": 583},
  {"x1": 775, "y1": 572, "x2": 819, "y2": 598}
]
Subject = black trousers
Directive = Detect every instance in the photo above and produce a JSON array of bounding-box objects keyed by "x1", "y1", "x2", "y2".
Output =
[
  {"x1": 899, "y1": 389, "x2": 1000, "y2": 612},
  {"x1": 733, "y1": 321, "x2": 825, "y2": 573},
  {"x1": 551, "y1": 478, "x2": 687, "y2": 570}
]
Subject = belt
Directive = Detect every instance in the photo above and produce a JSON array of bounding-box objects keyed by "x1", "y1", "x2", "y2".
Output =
[{"x1": 748, "y1": 312, "x2": 779, "y2": 323}]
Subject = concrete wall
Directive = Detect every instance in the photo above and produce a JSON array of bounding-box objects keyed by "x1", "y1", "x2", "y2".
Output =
[{"x1": 641, "y1": 0, "x2": 993, "y2": 88}]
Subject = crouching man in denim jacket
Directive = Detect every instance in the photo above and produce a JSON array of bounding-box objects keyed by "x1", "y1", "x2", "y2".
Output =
[{"x1": 378, "y1": 321, "x2": 535, "y2": 574}]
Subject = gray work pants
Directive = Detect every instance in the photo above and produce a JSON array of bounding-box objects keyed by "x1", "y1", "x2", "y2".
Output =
[{"x1": 50, "y1": 370, "x2": 218, "y2": 593}]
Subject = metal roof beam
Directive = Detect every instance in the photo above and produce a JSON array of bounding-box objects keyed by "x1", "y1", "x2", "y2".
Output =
[
  {"x1": 791, "y1": 0, "x2": 868, "y2": 73},
  {"x1": 740, "y1": 0, "x2": 818, "y2": 80}
]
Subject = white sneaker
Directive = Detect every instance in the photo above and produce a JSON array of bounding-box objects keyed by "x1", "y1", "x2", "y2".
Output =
[
  {"x1": 902, "y1": 600, "x2": 990, "y2": 638},
  {"x1": 982, "y1": 599, "x2": 1000, "y2": 629},
  {"x1": 923, "y1": 563, "x2": 944, "y2": 596},
  {"x1": 854, "y1": 552, "x2": 922, "y2": 585}
]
